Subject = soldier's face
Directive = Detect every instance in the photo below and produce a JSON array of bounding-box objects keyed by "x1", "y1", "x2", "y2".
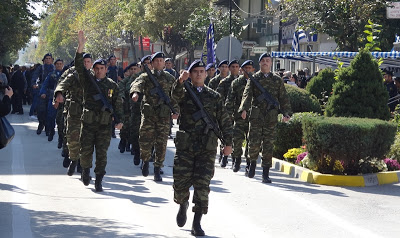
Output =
[
  {"x1": 44, "y1": 56, "x2": 53, "y2": 65},
  {"x1": 229, "y1": 64, "x2": 240, "y2": 76},
  {"x1": 242, "y1": 65, "x2": 254, "y2": 74},
  {"x1": 129, "y1": 66, "x2": 141, "y2": 75},
  {"x1": 94, "y1": 64, "x2": 107, "y2": 79},
  {"x1": 219, "y1": 64, "x2": 229, "y2": 75},
  {"x1": 260, "y1": 57, "x2": 272, "y2": 73},
  {"x1": 384, "y1": 74, "x2": 392, "y2": 82},
  {"x1": 142, "y1": 60, "x2": 152, "y2": 71},
  {"x1": 152, "y1": 58, "x2": 165, "y2": 71},
  {"x1": 55, "y1": 61, "x2": 64, "y2": 71},
  {"x1": 165, "y1": 61, "x2": 173, "y2": 69},
  {"x1": 109, "y1": 57, "x2": 117, "y2": 66},
  {"x1": 83, "y1": 58, "x2": 93, "y2": 70},
  {"x1": 207, "y1": 68, "x2": 216, "y2": 77},
  {"x1": 190, "y1": 67, "x2": 206, "y2": 86}
]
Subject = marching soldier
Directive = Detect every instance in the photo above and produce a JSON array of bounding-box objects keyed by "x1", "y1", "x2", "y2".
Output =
[
  {"x1": 225, "y1": 60, "x2": 255, "y2": 172},
  {"x1": 216, "y1": 59, "x2": 240, "y2": 167},
  {"x1": 239, "y1": 53, "x2": 291, "y2": 183},
  {"x1": 64, "y1": 31, "x2": 123, "y2": 191},
  {"x1": 130, "y1": 52, "x2": 179, "y2": 182},
  {"x1": 172, "y1": 60, "x2": 232, "y2": 236},
  {"x1": 207, "y1": 60, "x2": 229, "y2": 90},
  {"x1": 54, "y1": 53, "x2": 93, "y2": 174},
  {"x1": 204, "y1": 63, "x2": 216, "y2": 86}
]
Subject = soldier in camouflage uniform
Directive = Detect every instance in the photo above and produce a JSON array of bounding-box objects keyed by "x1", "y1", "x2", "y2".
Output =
[
  {"x1": 172, "y1": 60, "x2": 232, "y2": 236},
  {"x1": 239, "y1": 53, "x2": 291, "y2": 183},
  {"x1": 207, "y1": 60, "x2": 229, "y2": 90},
  {"x1": 204, "y1": 63, "x2": 216, "y2": 86},
  {"x1": 216, "y1": 59, "x2": 240, "y2": 167},
  {"x1": 225, "y1": 60, "x2": 255, "y2": 173},
  {"x1": 57, "y1": 31, "x2": 123, "y2": 192},
  {"x1": 130, "y1": 52, "x2": 179, "y2": 182},
  {"x1": 54, "y1": 53, "x2": 93, "y2": 175},
  {"x1": 118, "y1": 62, "x2": 141, "y2": 153}
]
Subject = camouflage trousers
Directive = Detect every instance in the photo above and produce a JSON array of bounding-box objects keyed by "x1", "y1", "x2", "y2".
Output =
[
  {"x1": 80, "y1": 121, "x2": 111, "y2": 175},
  {"x1": 232, "y1": 117, "x2": 249, "y2": 159},
  {"x1": 130, "y1": 111, "x2": 141, "y2": 152},
  {"x1": 173, "y1": 149, "x2": 215, "y2": 215},
  {"x1": 247, "y1": 110, "x2": 278, "y2": 168},
  {"x1": 66, "y1": 114, "x2": 82, "y2": 161},
  {"x1": 119, "y1": 113, "x2": 131, "y2": 142},
  {"x1": 139, "y1": 115, "x2": 170, "y2": 167}
]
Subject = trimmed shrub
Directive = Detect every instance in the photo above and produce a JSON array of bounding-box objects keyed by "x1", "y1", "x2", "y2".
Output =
[
  {"x1": 387, "y1": 133, "x2": 400, "y2": 162},
  {"x1": 285, "y1": 84, "x2": 322, "y2": 114},
  {"x1": 325, "y1": 49, "x2": 390, "y2": 120},
  {"x1": 306, "y1": 67, "x2": 336, "y2": 100},
  {"x1": 273, "y1": 112, "x2": 318, "y2": 159},
  {"x1": 302, "y1": 116, "x2": 396, "y2": 174}
]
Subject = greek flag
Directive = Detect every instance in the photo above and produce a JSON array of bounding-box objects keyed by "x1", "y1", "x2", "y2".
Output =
[
  {"x1": 298, "y1": 29, "x2": 307, "y2": 41},
  {"x1": 201, "y1": 22, "x2": 216, "y2": 64},
  {"x1": 391, "y1": 34, "x2": 400, "y2": 52}
]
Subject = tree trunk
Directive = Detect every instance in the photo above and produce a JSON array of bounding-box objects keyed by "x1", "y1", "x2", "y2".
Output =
[
  {"x1": 139, "y1": 35, "x2": 144, "y2": 58},
  {"x1": 129, "y1": 31, "x2": 137, "y2": 62}
]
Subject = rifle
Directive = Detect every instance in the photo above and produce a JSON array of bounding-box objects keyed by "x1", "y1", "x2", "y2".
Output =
[
  {"x1": 243, "y1": 71, "x2": 280, "y2": 110},
  {"x1": 183, "y1": 80, "x2": 226, "y2": 145},
  {"x1": 142, "y1": 64, "x2": 177, "y2": 114},
  {"x1": 84, "y1": 69, "x2": 120, "y2": 123}
]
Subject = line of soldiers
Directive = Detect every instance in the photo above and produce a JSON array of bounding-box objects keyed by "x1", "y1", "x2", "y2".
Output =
[{"x1": 49, "y1": 31, "x2": 291, "y2": 237}]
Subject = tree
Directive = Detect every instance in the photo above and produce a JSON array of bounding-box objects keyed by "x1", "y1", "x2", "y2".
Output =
[
  {"x1": 282, "y1": 0, "x2": 400, "y2": 51},
  {"x1": 325, "y1": 48, "x2": 390, "y2": 120}
]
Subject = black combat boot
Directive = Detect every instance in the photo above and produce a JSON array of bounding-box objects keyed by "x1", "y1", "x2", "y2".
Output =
[
  {"x1": 67, "y1": 160, "x2": 77, "y2": 176},
  {"x1": 233, "y1": 157, "x2": 241, "y2": 172},
  {"x1": 191, "y1": 212, "x2": 205, "y2": 236},
  {"x1": 176, "y1": 201, "x2": 189, "y2": 227},
  {"x1": 95, "y1": 174, "x2": 104, "y2": 192},
  {"x1": 63, "y1": 157, "x2": 71, "y2": 168},
  {"x1": 48, "y1": 129, "x2": 55, "y2": 142},
  {"x1": 133, "y1": 149, "x2": 141, "y2": 165},
  {"x1": 77, "y1": 160, "x2": 82, "y2": 173},
  {"x1": 154, "y1": 167, "x2": 162, "y2": 182},
  {"x1": 218, "y1": 151, "x2": 223, "y2": 163},
  {"x1": 36, "y1": 124, "x2": 44, "y2": 135},
  {"x1": 248, "y1": 161, "x2": 257, "y2": 178},
  {"x1": 57, "y1": 135, "x2": 63, "y2": 149},
  {"x1": 126, "y1": 143, "x2": 131, "y2": 152},
  {"x1": 119, "y1": 139, "x2": 126, "y2": 153},
  {"x1": 220, "y1": 156, "x2": 228, "y2": 168},
  {"x1": 141, "y1": 160, "x2": 149, "y2": 177},
  {"x1": 262, "y1": 167, "x2": 272, "y2": 183},
  {"x1": 131, "y1": 147, "x2": 135, "y2": 155},
  {"x1": 81, "y1": 168, "x2": 91, "y2": 186},
  {"x1": 245, "y1": 159, "x2": 250, "y2": 176}
]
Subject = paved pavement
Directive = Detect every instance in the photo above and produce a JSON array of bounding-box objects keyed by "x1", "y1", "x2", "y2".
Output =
[{"x1": 1, "y1": 105, "x2": 400, "y2": 238}]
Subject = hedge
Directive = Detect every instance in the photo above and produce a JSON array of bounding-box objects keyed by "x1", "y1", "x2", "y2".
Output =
[{"x1": 285, "y1": 84, "x2": 322, "y2": 114}]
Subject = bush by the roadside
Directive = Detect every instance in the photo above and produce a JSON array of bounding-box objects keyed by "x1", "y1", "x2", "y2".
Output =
[
  {"x1": 285, "y1": 84, "x2": 322, "y2": 114},
  {"x1": 306, "y1": 67, "x2": 336, "y2": 100}
]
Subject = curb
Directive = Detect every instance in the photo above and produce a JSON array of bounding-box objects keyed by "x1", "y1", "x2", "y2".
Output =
[{"x1": 272, "y1": 158, "x2": 400, "y2": 187}]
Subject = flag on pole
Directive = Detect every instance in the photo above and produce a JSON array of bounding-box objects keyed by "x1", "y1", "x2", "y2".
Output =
[
  {"x1": 291, "y1": 31, "x2": 299, "y2": 52},
  {"x1": 391, "y1": 34, "x2": 400, "y2": 52},
  {"x1": 298, "y1": 29, "x2": 307, "y2": 41},
  {"x1": 201, "y1": 22, "x2": 216, "y2": 64}
]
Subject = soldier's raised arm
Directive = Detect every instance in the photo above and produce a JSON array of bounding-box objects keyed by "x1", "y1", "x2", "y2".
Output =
[{"x1": 74, "y1": 31, "x2": 88, "y2": 88}]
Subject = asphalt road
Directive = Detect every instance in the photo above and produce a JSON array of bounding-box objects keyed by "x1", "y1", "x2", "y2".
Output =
[{"x1": 1, "y1": 105, "x2": 399, "y2": 238}]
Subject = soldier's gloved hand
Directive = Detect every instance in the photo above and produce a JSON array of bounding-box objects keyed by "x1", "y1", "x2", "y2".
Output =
[
  {"x1": 115, "y1": 123, "x2": 123, "y2": 130},
  {"x1": 223, "y1": 146, "x2": 232, "y2": 156},
  {"x1": 178, "y1": 70, "x2": 189, "y2": 83},
  {"x1": 171, "y1": 113, "x2": 179, "y2": 120},
  {"x1": 241, "y1": 110, "x2": 247, "y2": 120},
  {"x1": 131, "y1": 92, "x2": 139, "y2": 102},
  {"x1": 40, "y1": 94, "x2": 46, "y2": 99}
]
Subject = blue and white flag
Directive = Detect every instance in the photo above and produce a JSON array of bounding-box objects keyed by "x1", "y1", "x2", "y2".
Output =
[
  {"x1": 291, "y1": 31, "x2": 299, "y2": 52},
  {"x1": 201, "y1": 22, "x2": 216, "y2": 65},
  {"x1": 298, "y1": 29, "x2": 307, "y2": 41},
  {"x1": 391, "y1": 34, "x2": 400, "y2": 52}
]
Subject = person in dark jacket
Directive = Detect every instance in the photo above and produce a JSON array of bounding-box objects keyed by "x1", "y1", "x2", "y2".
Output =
[
  {"x1": 10, "y1": 65, "x2": 26, "y2": 114},
  {"x1": 0, "y1": 86, "x2": 13, "y2": 117}
]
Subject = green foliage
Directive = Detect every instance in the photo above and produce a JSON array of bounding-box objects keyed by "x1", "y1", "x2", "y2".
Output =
[
  {"x1": 363, "y1": 20, "x2": 382, "y2": 51},
  {"x1": 302, "y1": 116, "x2": 396, "y2": 174},
  {"x1": 306, "y1": 68, "x2": 335, "y2": 100},
  {"x1": 285, "y1": 84, "x2": 321, "y2": 114},
  {"x1": 358, "y1": 157, "x2": 387, "y2": 174},
  {"x1": 273, "y1": 112, "x2": 319, "y2": 159},
  {"x1": 387, "y1": 133, "x2": 400, "y2": 162},
  {"x1": 325, "y1": 48, "x2": 390, "y2": 120}
]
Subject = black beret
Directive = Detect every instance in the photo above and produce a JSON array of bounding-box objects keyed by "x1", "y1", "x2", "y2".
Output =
[
  {"x1": 93, "y1": 58, "x2": 107, "y2": 67},
  {"x1": 141, "y1": 55, "x2": 151, "y2": 64},
  {"x1": 188, "y1": 60, "x2": 205, "y2": 72},
  {"x1": 108, "y1": 55, "x2": 116, "y2": 61},
  {"x1": 165, "y1": 58, "x2": 172, "y2": 62},
  {"x1": 228, "y1": 59, "x2": 240, "y2": 67},
  {"x1": 241, "y1": 60, "x2": 254, "y2": 68},
  {"x1": 124, "y1": 62, "x2": 139, "y2": 72},
  {"x1": 42, "y1": 53, "x2": 53, "y2": 61},
  {"x1": 218, "y1": 60, "x2": 229, "y2": 67},
  {"x1": 83, "y1": 53, "x2": 92, "y2": 59},
  {"x1": 384, "y1": 69, "x2": 394, "y2": 76},
  {"x1": 54, "y1": 58, "x2": 63, "y2": 64},
  {"x1": 206, "y1": 63, "x2": 215, "y2": 71},
  {"x1": 259, "y1": 52, "x2": 271, "y2": 62},
  {"x1": 151, "y1": 52, "x2": 164, "y2": 61}
]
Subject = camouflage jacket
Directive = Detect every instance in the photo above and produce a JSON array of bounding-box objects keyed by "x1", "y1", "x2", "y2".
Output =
[
  {"x1": 54, "y1": 67, "x2": 83, "y2": 106},
  {"x1": 130, "y1": 70, "x2": 178, "y2": 118},
  {"x1": 172, "y1": 81, "x2": 233, "y2": 147},
  {"x1": 216, "y1": 74, "x2": 238, "y2": 102},
  {"x1": 208, "y1": 74, "x2": 226, "y2": 90},
  {"x1": 239, "y1": 70, "x2": 291, "y2": 117},
  {"x1": 225, "y1": 75, "x2": 248, "y2": 119},
  {"x1": 118, "y1": 73, "x2": 140, "y2": 113},
  {"x1": 75, "y1": 52, "x2": 123, "y2": 124}
]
